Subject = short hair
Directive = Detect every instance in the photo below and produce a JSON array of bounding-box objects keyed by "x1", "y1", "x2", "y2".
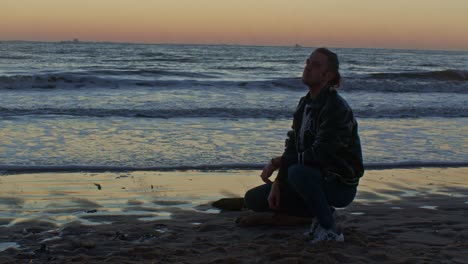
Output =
[{"x1": 314, "y1": 48, "x2": 341, "y2": 88}]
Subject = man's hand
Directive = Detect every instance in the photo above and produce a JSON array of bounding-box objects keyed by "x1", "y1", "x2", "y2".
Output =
[
  {"x1": 260, "y1": 162, "x2": 275, "y2": 184},
  {"x1": 268, "y1": 181, "x2": 281, "y2": 210},
  {"x1": 260, "y1": 156, "x2": 281, "y2": 184}
]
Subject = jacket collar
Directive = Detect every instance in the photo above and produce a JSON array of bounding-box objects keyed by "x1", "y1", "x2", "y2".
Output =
[{"x1": 304, "y1": 85, "x2": 334, "y2": 107}]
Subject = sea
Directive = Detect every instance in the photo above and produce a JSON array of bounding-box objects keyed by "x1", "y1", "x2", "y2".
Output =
[{"x1": 0, "y1": 41, "x2": 467, "y2": 172}]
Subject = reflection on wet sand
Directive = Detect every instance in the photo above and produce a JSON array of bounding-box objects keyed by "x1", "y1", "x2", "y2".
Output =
[
  {"x1": 0, "y1": 168, "x2": 467, "y2": 263},
  {"x1": 0, "y1": 168, "x2": 466, "y2": 229},
  {"x1": 0, "y1": 197, "x2": 24, "y2": 208}
]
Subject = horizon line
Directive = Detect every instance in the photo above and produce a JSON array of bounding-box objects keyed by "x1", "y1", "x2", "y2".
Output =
[{"x1": 1, "y1": 39, "x2": 467, "y2": 53}]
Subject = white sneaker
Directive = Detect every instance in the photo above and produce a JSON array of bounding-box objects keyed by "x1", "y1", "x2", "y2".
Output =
[
  {"x1": 303, "y1": 218, "x2": 319, "y2": 237},
  {"x1": 309, "y1": 224, "x2": 344, "y2": 243},
  {"x1": 303, "y1": 210, "x2": 338, "y2": 237}
]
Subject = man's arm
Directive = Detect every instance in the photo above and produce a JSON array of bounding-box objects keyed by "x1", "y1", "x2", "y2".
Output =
[
  {"x1": 260, "y1": 156, "x2": 282, "y2": 183},
  {"x1": 274, "y1": 129, "x2": 298, "y2": 183}
]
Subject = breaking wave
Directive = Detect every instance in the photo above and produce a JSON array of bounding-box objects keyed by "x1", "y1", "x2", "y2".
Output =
[
  {"x1": 368, "y1": 70, "x2": 468, "y2": 81},
  {"x1": 1, "y1": 71, "x2": 468, "y2": 93}
]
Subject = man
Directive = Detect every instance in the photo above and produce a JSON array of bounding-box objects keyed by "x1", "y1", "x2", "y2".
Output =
[{"x1": 244, "y1": 48, "x2": 364, "y2": 243}]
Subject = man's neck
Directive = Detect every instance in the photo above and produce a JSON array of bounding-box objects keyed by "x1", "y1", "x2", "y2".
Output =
[{"x1": 308, "y1": 83, "x2": 328, "y2": 98}]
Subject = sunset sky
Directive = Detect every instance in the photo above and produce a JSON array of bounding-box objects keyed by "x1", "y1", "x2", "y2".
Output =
[{"x1": 1, "y1": 0, "x2": 467, "y2": 50}]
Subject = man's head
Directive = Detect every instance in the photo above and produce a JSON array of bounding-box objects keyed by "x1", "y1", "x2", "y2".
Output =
[{"x1": 302, "y1": 48, "x2": 341, "y2": 92}]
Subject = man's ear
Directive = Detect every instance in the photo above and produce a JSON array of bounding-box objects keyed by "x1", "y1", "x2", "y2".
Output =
[{"x1": 325, "y1": 71, "x2": 333, "y2": 82}]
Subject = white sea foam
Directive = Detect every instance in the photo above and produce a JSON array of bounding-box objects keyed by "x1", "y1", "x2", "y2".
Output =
[{"x1": 0, "y1": 242, "x2": 19, "y2": 252}]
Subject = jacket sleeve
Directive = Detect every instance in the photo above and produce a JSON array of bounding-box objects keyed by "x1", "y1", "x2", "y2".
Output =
[
  {"x1": 273, "y1": 97, "x2": 302, "y2": 183},
  {"x1": 274, "y1": 130, "x2": 298, "y2": 183},
  {"x1": 301, "y1": 102, "x2": 354, "y2": 168}
]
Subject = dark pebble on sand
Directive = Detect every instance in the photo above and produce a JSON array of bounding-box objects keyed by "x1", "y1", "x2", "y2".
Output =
[{"x1": 16, "y1": 252, "x2": 37, "y2": 259}]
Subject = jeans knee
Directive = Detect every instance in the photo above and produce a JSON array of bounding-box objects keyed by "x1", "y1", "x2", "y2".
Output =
[
  {"x1": 287, "y1": 164, "x2": 303, "y2": 184},
  {"x1": 243, "y1": 189, "x2": 255, "y2": 209},
  {"x1": 244, "y1": 187, "x2": 268, "y2": 211}
]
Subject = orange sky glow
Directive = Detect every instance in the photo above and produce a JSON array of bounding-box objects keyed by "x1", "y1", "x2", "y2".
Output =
[{"x1": 1, "y1": 0, "x2": 467, "y2": 50}]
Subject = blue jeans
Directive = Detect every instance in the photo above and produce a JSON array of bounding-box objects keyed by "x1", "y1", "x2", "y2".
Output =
[{"x1": 244, "y1": 164, "x2": 357, "y2": 229}]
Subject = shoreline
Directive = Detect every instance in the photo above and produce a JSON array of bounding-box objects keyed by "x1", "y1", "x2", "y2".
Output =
[
  {"x1": 1, "y1": 167, "x2": 467, "y2": 263},
  {"x1": 2, "y1": 161, "x2": 468, "y2": 174}
]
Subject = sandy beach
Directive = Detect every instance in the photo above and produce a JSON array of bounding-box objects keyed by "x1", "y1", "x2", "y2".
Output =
[{"x1": 0, "y1": 167, "x2": 467, "y2": 263}]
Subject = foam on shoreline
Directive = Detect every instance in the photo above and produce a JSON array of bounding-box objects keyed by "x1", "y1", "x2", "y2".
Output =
[{"x1": 1, "y1": 161, "x2": 468, "y2": 174}]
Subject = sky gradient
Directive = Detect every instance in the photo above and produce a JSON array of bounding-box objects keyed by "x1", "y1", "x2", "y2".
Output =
[{"x1": 1, "y1": 0, "x2": 468, "y2": 50}]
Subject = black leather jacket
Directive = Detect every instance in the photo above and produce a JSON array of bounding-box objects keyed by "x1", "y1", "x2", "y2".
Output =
[{"x1": 275, "y1": 87, "x2": 364, "y2": 186}]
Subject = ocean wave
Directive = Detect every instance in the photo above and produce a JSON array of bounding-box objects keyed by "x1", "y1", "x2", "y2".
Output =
[
  {"x1": 0, "y1": 107, "x2": 291, "y2": 119},
  {"x1": 355, "y1": 107, "x2": 468, "y2": 118},
  {"x1": 0, "y1": 55, "x2": 29, "y2": 60},
  {"x1": 342, "y1": 78, "x2": 468, "y2": 93},
  {"x1": 1, "y1": 72, "x2": 468, "y2": 94},
  {"x1": 1, "y1": 161, "x2": 467, "y2": 173},
  {"x1": 137, "y1": 52, "x2": 166, "y2": 57},
  {"x1": 102, "y1": 57, "x2": 200, "y2": 63},
  {"x1": 1, "y1": 106, "x2": 467, "y2": 118},
  {"x1": 90, "y1": 69, "x2": 218, "y2": 78},
  {"x1": 216, "y1": 66, "x2": 278, "y2": 71},
  {"x1": 0, "y1": 73, "x2": 302, "y2": 91},
  {"x1": 0, "y1": 73, "x2": 102, "y2": 90},
  {"x1": 0, "y1": 71, "x2": 218, "y2": 90},
  {"x1": 417, "y1": 63, "x2": 439, "y2": 67},
  {"x1": 368, "y1": 70, "x2": 468, "y2": 81},
  {"x1": 263, "y1": 59, "x2": 300, "y2": 64}
]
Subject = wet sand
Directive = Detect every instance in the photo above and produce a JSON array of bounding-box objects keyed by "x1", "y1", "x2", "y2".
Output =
[{"x1": 0, "y1": 168, "x2": 467, "y2": 263}]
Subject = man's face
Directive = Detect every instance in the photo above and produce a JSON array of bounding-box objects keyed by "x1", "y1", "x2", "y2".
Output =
[{"x1": 302, "y1": 51, "x2": 329, "y2": 87}]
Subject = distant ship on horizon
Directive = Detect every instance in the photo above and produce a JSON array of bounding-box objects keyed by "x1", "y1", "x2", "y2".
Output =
[
  {"x1": 59, "y1": 38, "x2": 80, "y2": 44},
  {"x1": 294, "y1": 43, "x2": 302, "y2": 48}
]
